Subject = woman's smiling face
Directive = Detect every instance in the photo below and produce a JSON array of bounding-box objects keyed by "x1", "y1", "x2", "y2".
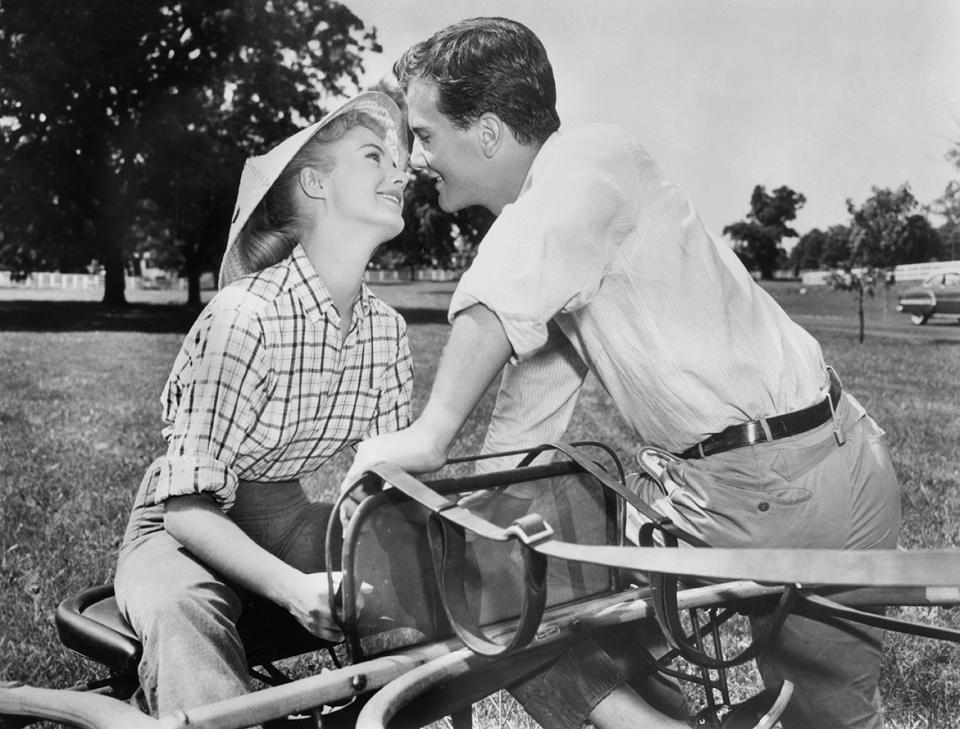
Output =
[{"x1": 318, "y1": 125, "x2": 407, "y2": 240}]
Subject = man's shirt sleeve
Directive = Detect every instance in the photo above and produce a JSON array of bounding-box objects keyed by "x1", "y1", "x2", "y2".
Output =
[
  {"x1": 476, "y1": 322, "x2": 589, "y2": 482},
  {"x1": 450, "y1": 126, "x2": 639, "y2": 361},
  {"x1": 154, "y1": 298, "x2": 271, "y2": 512}
]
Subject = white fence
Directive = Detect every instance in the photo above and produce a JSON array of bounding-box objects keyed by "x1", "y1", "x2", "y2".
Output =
[
  {"x1": 800, "y1": 260, "x2": 960, "y2": 286},
  {"x1": 0, "y1": 271, "x2": 146, "y2": 290},
  {"x1": 0, "y1": 268, "x2": 460, "y2": 290},
  {"x1": 363, "y1": 268, "x2": 461, "y2": 283}
]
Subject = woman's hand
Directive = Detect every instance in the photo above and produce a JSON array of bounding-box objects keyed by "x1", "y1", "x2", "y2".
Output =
[
  {"x1": 163, "y1": 497, "x2": 368, "y2": 642},
  {"x1": 279, "y1": 571, "x2": 371, "y2": 642}
]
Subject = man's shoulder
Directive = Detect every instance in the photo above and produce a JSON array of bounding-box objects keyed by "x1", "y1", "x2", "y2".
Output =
[
  {"x1": 555, "y1": 123, "x2": 636, "y2": 151},
  {"x1": 541, "y1": 124, "x2": 650, "y2": 175}
]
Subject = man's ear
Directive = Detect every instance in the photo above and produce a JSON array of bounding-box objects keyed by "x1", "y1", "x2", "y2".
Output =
[
  {"x1": 477, "y1": 113, "x2": 505, "y2": 158},
  {"x1": 299, "y1": 166, "x2": 326, "y2": 199}
]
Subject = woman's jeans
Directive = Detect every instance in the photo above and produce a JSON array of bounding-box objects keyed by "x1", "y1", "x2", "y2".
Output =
[{"x1": 115, "y1": 466, "x2": 333, "y2": 717}]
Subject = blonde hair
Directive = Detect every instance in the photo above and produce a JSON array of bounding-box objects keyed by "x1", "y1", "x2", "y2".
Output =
[{"x1": 235, "y1": 110, "x2": 388, "y2": 275}]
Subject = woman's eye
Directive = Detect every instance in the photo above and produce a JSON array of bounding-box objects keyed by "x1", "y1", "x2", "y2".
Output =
[{"x1": 367, "y1": 150, "x2": 383, "y2": 163}]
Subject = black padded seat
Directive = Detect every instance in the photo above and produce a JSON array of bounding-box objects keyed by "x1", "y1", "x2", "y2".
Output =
[
  {"x1": 55, "y1": 585, "x2": 141, "y2": 676},
  {"x1": 55, "y1": 584, "x2": 335, "y2": 678}
]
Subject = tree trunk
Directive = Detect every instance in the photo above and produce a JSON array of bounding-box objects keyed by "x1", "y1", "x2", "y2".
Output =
[
  {"x1": 858, "y1": 282, "x2": 865, "y2": 344},
  {"x1": 187, "y1": 267, "x2": 201, "y2": 307},
  {"x1": 98, "y1": 160, "x2": 128, "y2": 306},
  {"x1": 100, "y1": 216, "x2": 127, "y2": 306}
]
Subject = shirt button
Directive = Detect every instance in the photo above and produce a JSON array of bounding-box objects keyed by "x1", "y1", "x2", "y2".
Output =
[{"x1": 757, "y1": 502, "x2": 770, "y2": 512}]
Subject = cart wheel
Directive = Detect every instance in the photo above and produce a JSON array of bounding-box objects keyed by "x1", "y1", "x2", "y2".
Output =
[{"x1": 910, "y1": 313, "x2": 930, "y2": 326}]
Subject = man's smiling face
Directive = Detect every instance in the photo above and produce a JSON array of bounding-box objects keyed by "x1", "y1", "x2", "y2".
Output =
[{"x1": 405, "y1": 78, "x2": 490, "y2": 213}]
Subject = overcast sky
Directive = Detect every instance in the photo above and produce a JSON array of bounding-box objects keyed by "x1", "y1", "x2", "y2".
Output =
[{"x1": 345, "y1": 0, "x2": 960, "y2": 243}]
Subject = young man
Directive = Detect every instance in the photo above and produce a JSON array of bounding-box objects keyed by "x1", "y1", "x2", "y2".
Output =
[{"x1": 344, "y1": 18, "x2": 900, "y2": 729}]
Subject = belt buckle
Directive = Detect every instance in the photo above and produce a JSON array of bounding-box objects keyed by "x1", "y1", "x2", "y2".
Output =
[{"x1": 742, "y1": 420, "x2": 768, "y2": 446}]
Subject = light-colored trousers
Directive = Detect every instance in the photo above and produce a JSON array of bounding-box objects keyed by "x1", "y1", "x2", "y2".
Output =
[{"x1": 512, "y1": 393, "x2": 902, "y2": 729}]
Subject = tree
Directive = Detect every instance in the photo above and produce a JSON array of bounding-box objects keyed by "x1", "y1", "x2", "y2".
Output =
[
  {"x1": 846, "y1": 185, "x2": 919, "y2": 269},
  {"x1": 789, "y1": 228, "x2": 827, "y2": 275},
  {"x1": 723, "y1": 185, "x2": 806, "y2": 280},
  {"x1": 899, "y1": 214, "x2": 943, "y2": 263},
  {"x1": 820, "y1": 224, "x2": 853, "y2": 269},
  {"x1": 935, "y1": 150, "x2": 960, "y2": 261},
  {"x1": 835, "y1": 185, "x2": 920, "y2": 342},
  {"x1": 0, "y1": 1, "x2": 379, "y2": 305}
]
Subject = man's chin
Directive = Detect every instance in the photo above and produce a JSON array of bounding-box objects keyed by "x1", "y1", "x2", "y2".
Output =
[
  {"x1": 437, "y1": 196, "x2": 460, "y2": 214},
  {"x1": 435, "y1": 182, "x2": 460, "y2": 213}
]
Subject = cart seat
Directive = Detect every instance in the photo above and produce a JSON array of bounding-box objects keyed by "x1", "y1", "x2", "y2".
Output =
[{"x1": 55, "y1": 584, "x2": 333, "y2": 677}]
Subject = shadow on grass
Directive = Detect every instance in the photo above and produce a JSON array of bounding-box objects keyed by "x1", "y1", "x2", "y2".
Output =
[{"x1": 0, "y1": 300, "x2": 448, "y2": 333}]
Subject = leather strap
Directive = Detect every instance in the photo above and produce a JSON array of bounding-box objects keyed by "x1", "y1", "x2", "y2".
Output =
[
  {"x1": 639, "y1": 525, "x2": 797, "y2": 669},
  {"x1": 370, "y1": 454, "x2": 960, "y2": 587},
  {"x1": 366, "y1": 463, "x2": 549, "y2": 657},
  {"x1": 426, "y1": 512, "x2": 548, "y2": 656},
  {"x1": 793, "y1": 593, "x2": 960, "y2": 643},
  {"x1": 364, "y1": 446, "x2": 960, "y2": 664}
]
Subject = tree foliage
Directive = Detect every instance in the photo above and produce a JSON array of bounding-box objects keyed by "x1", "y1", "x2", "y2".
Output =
[
  {"x1": 846, "y1": 184, "x2": 924, "y2": 269},
  {"x1": 0, "y1": 0, "x2": 379, "y2": 304},
  {"x1": 789, "y1": 223, "x2": 863, "y2": 273},
  {"x1": 935, "y1": 129, "x2": 960, "y2": 261},
  {"x1": 723, "y1": 185, "x2": 806, "y2": 280}
]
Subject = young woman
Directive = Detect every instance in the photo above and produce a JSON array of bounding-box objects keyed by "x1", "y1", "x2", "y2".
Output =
[{"x1": 114, "y1": 92, "x2": 413, "y2": 716}]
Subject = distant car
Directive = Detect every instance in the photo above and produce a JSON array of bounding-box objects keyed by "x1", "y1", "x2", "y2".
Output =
[{"x1": 897, "y1": 271, "x2": 960, "y2": 325}]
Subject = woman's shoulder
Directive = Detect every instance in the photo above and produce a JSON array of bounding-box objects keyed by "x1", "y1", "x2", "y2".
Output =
[
  {"x1": 190, "y1": 268, "x2": 289, "y2": 341},
  {"x1": 364, "y1": 289, "x2": 409, "y2": 334}
]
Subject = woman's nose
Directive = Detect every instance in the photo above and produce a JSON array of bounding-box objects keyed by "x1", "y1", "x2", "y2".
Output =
[{"x1": 392, "y1": 166, "x2": 410, "y2": 190}]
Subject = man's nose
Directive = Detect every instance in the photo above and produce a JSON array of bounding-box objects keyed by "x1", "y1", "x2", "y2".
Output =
[{"x1": 408, "y1": 137, "x2": 428, "y2": 171}]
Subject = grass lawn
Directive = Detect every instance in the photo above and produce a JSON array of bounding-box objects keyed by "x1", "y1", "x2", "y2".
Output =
[{"x1": 1, "y1": 280, "x2": 958, "y2": 727}]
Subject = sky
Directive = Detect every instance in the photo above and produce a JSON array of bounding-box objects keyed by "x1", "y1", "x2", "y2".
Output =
[{"x1": 343, "y1": 0, "x2": 960, "y2": 243}]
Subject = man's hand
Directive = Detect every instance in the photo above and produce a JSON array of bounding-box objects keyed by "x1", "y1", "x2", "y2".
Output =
[
  {"x1": 339, "y1": 423, "x2": 448, "y2": 523},
  {"x1": 339, "y1": 305, "x2": 513, "y2": 522}
]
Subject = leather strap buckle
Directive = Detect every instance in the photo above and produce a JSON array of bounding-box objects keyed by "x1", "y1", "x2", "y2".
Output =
[{"x1": 505, "y1": 514, "x2": 555, "y2": 546}]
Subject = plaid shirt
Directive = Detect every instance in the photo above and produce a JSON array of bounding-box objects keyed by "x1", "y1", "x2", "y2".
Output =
[{"x1": 152, "y1": 245, "x2": 413, "y2": 512}]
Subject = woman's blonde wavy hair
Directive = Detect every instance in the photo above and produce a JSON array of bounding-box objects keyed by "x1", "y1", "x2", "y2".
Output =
[{"x1": 234, "y1": 110, "x2": 388, "y2": 276}]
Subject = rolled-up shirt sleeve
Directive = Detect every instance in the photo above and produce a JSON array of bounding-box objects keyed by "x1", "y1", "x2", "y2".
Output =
[
  {"x1": 449, "y1": 126, "x2": 638, "y2": 361},
  {"x1": 153, "y1": 299, "x2": 271, "y2": 511}
]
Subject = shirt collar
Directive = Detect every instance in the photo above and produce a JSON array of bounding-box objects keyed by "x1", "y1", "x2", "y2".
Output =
[
  {"x1": 517, "y1": 130, "x2": 562, "y2": 198},
  {"x1": 288, "y1": 245, "x2": 372, "y2": 324}
]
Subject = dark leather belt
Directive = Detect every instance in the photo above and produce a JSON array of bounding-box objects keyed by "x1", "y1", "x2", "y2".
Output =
[{"x1": 679, "y1": 372, "x2": 842, "y2": 460}]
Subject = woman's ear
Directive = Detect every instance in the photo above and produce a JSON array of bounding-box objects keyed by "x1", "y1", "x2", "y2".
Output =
[
  {"x1": 299, "y1": 166, "x2": 326, "y2": 199},
  {"x1": 477, "y1": 113, "x2": 504, "y2": 158}
]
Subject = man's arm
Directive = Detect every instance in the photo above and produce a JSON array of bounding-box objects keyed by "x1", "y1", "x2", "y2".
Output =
[
  {"x1": 342, "y1": 303, "x2": 512, "y2": 490},
  {"x1": 476, "y1": 320, "x2": 589, "y2": 473}
]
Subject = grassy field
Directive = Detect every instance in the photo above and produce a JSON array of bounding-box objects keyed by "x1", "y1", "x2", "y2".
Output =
[{"x1": 1, "y1": 280, "x2": 959, "y2": 727}]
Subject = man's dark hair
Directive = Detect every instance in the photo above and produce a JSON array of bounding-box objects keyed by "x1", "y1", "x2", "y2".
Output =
[{"x1": 393, "y1": 17, "x2": 560, "y2": 146}]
